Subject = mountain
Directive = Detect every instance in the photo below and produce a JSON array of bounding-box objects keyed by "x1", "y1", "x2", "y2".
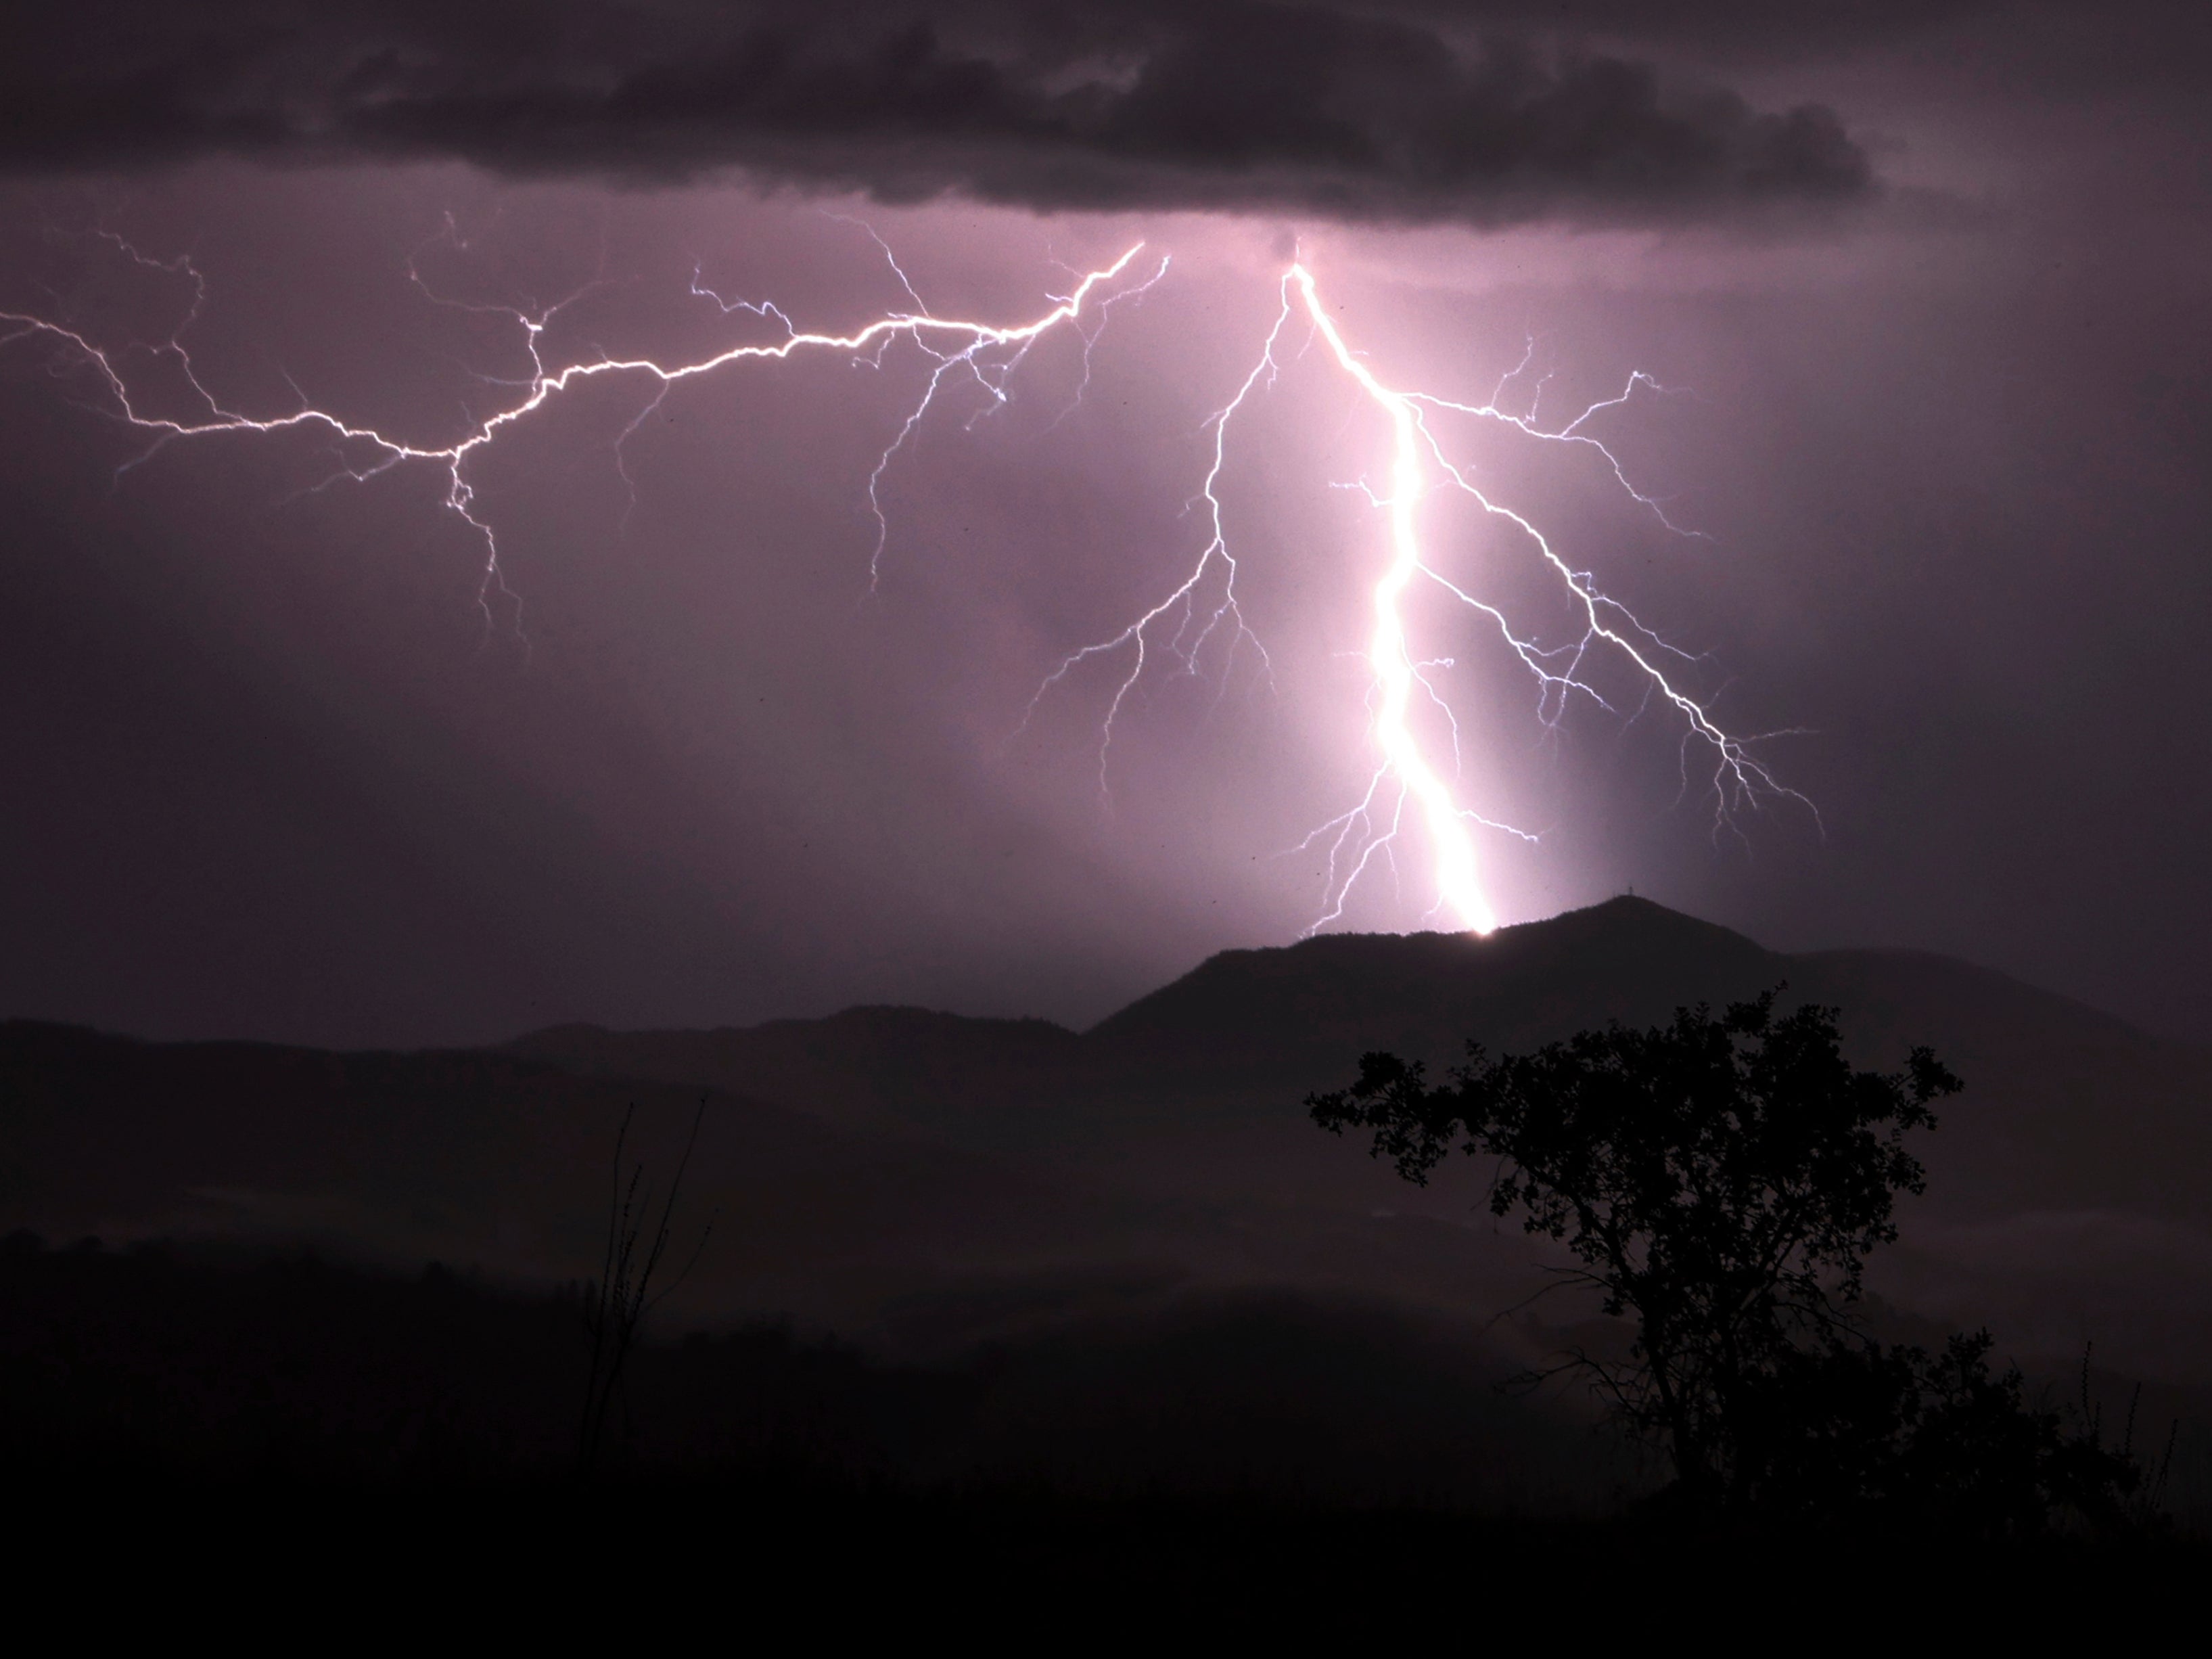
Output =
[
  {"x1": 513, "y1": 897, "x2": 2212, "y2": 1223},
  {"x1": 7, "y1": 898, "x2": 2210, "y2": 1382}
]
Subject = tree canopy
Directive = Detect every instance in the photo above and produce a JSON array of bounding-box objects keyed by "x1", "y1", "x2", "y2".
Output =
[{"x1": 1310, "y1": 991, "x2": 2151, "y2": 1526}]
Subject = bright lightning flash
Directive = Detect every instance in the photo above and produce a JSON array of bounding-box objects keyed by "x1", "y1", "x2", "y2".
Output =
[
  {"x1": 1, "y1": 225, "x2": 1808, "y2": 940},
  {"x1": 1282, "y1": 263, "x2": 1809, "y2": 932},
  {"x1": 1295, "y1": 265, "x2": 1498, "y2": 931},
  {"x1": 1032, "y1": 259, "x2": 1810, "y2": 935}
]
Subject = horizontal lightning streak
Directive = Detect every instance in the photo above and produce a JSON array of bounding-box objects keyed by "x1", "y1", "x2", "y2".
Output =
[{"x1": 2, "y1": 238, "x2": 1153, "y2": 635}]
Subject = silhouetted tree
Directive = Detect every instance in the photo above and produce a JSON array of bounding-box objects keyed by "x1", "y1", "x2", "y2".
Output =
[
  {"x1": 1310, "y1": 991, "x2": 2148, "y2": 1528},
  {"x1": 578, "y1": 1100, "x2": 712, "y2": 1478},
  {"x1": 1720, "y1": 1326, "x2": 2149, "y2": 1529}
]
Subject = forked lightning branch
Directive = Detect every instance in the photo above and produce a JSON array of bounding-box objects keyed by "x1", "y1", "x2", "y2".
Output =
[{"x1": 2, "y1": 227, "x2": 1809, "y2": 935}]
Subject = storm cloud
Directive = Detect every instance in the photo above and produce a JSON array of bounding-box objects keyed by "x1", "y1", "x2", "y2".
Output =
[{"x1": 2, "y1": 1, "x2": 1876, "y2": 225}]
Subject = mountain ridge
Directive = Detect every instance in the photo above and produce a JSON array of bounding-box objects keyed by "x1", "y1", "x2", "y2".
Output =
[
  {"x1": 7, "y1": 896, "x2": 2209, "y2": 1380},
  {"x1": 511, "y1": 898, "x2": 2183, "y2": 1070}
]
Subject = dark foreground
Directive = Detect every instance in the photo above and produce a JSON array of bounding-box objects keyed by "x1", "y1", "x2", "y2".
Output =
[
  {"x1": 6, "y1": 1236, "x2": 2201, "y2": 1628},
  {"x1": 14, "y1": 1471, "x2": 2200, "y2": 1635}
]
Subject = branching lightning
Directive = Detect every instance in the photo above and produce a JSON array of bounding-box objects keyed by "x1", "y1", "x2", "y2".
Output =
[
  {"x1": 3, "y1": 227, "x2": 1157, "y2": 637},
  {"x1": 1029, "y1": 259, "x2": 1810, "y2": 934},
  {"x1": 1, "y1": 223, "x2": 1809, "y2": 941}
]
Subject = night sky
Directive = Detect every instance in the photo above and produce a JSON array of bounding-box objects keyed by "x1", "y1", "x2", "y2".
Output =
[{"x1": 3, "y1": 1, "x2": 2207, "y2": 1049}]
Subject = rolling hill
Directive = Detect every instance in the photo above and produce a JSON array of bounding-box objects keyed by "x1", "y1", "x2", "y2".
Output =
[{"x1": 7, "y1": 896, "x2": 2209, "y2": 1382}]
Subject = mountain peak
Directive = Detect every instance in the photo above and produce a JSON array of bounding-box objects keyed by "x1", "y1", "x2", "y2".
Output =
[{"x1": 1085, "y1": 898, "x2": 1782, "y2": 1079}]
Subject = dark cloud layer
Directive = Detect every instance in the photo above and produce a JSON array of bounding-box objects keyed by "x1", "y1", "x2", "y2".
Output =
[{"x1": 1, "y1": 1, "x2": 1876, "y2": 225}]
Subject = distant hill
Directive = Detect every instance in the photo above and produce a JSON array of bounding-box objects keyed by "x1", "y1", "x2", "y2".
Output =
[
  {"x1": 513, "y1": 897, "x2": 2212, "y2": 1223},
  {"x1": 0, "y1": 1020, "x2": 1207, "y2": 1341},
  {"x1": 7, "y1": 897, "x2": 2211, "y2": 1382}
]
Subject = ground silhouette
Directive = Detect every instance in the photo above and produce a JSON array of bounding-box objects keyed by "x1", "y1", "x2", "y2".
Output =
[
  {"x1": 2, "y1": 1233, "x2": 2194, "y2": 1618},
  {"x1": 1312, "y1": 992, "x2": 2160, "y2": 1531},
  {"x1": 3, "y1": 898, "x2": 2208, "y2": 1553}
]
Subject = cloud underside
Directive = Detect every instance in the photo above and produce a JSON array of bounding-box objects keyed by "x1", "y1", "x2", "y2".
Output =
[{"x1": 2, "y1": 1, "x2": 1876, "y2": 227}]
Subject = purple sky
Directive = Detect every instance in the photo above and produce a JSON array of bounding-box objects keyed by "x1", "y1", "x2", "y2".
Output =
[{"x1": 3, "y1": 3, "x2": 2209, "y2": 1047}]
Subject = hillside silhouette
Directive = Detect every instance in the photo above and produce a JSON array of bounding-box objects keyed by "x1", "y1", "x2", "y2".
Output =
[
  {"x1": 503, "y1": 897, "x2": 2212, "y2": 1374},
  {"x1": 8, "y1": 896, "x2": 2205, "y2": 1604},
  {"x1": 1, "y1": 1233, "x2": 1605, "y2": 1507},
  {"x1": 517, "y1": 896, "x2": 2212, "y2": 1216},
  {"x1": 7, "y1": 896, "x2": 2211, "y2": 1411}
]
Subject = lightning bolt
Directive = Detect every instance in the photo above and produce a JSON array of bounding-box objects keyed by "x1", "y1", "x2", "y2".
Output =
[
  {"x1": 1, "y1": 228, "x2": 1158, "y2": 641},
  {"x1": 1287, "y1": 261, "x2": 1812, "y2": 931},
  {"x1": 1031, "y1": 259, "x2": 1810, "y2": 935},
  {"x1": 3, "y1": 223, "x2": 1808, "y2": 941}
]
